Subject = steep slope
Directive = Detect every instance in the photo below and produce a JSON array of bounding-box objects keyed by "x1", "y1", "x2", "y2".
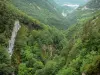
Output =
[
  {"x1": 56, "y1": 1, "x2": 100, "y2": 74},
  {"x1": 56, "y1": 10, "x2": 100, "y2": 75},
  {"x1": 63, "y1": 0, "x2": 98, "y2": 27},
  {"x1": 0, "y1": 0, "x2": 43, "y2": 48},
  {"x1": 54, "y1": 0, "x2": 88, "y2": 18},
  {"x1": 0, "y1": 0, "x2": 43, "y2": 74},
  {"x1": 0, "y1": 0, "x2": 67, "y2": 75},
  {"x1": 1, "y1": 0, "x2": 100, "y2": 75},
  {"x1": 86, "y1": 0, "x2": 100, "y2": 9},
  {"x1": 11, "y1": 0, "x2": 68, "y2": 29}
]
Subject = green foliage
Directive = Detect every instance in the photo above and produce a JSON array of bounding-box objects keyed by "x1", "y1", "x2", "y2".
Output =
[
  {"x1": 0, "y1": 46, "x2": 10, "y2": 64},
  {"x1": 86, "y1": 0, "x2": 100, "y2": 9},
  {"x1": 35, "y1": 61, "x2": 57, "y2": 75},
  {"x1": 11, "y1": 0, "x2": 69, "y2": 29},
  {"x1": 0, "y1": 0, "x2": 42, "y2": 74},
  {"x1": 1, "y1": 0, "x2": 100, "y2": 75},
  {"x1": 0, "y1": 46, "x2": 14, "y2": 75},
  {"x1": 18, "y1": 63, "x2": 29, "y2": 75},
  {"x1": 0, "y1": 63, "x2": 14, "y2": 75}
]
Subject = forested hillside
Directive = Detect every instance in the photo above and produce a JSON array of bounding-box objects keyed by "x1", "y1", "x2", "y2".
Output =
[
  {"x1": 11, "y1": 0, "x2": 68, "y2": 29},
  {"x1": 65, "y1": 0, "x2": 100, "y2": 26},
  {"x1": 0, "y1": 0, "x2": 43, "y2": 74},
  {"x1": 86, "y1": 0, "x2": 100, "y2": 9},
  {"x1": 0, "y1": 0, "x2": 100, "y2": 75}
]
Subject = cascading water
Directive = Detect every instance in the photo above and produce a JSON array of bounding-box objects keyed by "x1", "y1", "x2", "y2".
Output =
[{"x1": 8, "y1": 20, "x2": 21, "y2": 56}]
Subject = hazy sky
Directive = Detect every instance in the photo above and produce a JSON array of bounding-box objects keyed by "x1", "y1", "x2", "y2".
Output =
[{"x1": 55, "y1": 0, "x2": 89, "y2": 5}]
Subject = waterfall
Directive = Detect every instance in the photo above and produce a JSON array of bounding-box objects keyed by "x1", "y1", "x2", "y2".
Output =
[{"x1": 8, "y1": 20, "x2": 21, "y2": 56}]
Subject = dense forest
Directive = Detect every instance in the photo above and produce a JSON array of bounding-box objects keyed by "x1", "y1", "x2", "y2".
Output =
[{"x1": 0, "y1": 0, "x2": 100, "y2": 75}]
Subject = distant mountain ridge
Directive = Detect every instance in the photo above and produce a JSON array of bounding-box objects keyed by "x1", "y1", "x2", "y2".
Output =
[
  {"x1": 11, "y1": 0, "x2": 68, "y2": 29},
  {"x1": 61, "y1": 0, "x2": 99, "y2": 27},
  {"x1": 54, "y1": 0, "x2": 88, "y2": 18},
  {"x1": 86, "y1": 0, "x2": 100, "y2": 9},
  {"x1": 54, "y1": 0, "x2": 88, "y2": 5}
]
